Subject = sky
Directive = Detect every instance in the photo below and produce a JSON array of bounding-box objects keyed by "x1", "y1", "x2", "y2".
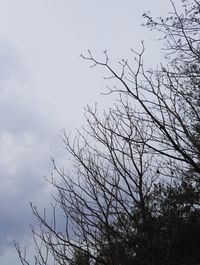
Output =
[{"x1": 0, "y1": 0, "x2": 175, "y2": 264}]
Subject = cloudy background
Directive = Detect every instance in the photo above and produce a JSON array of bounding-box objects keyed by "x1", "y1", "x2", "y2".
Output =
[{"x1": 0, "y1": 0, "x2": 175, "y2": 264}]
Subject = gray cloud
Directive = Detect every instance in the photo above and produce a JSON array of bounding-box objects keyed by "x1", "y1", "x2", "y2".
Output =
[
  {"x1": 0, "y1": 1, "x2": 177, "y2": 264},
  {"x1": 0, "y1": 43, "x2": 59, "y2": 258}
]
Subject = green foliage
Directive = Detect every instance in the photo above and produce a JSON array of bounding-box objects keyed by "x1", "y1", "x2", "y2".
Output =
[{"x1": 94, "y1": 180, "x2": 200, "y2": 265}]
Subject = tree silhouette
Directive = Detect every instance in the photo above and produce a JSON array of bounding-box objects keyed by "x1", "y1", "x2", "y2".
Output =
[{"x1": 16, "y1": 1, "x2": 200, "y2": 264}]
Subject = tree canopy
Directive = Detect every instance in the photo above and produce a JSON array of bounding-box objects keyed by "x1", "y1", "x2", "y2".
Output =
[{"x1": 16, "y1": 1, "x2": 200, "y2": 264}]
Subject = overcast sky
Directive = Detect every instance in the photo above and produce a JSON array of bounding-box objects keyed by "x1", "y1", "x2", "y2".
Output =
[{"x1": 0, "y1": 0, "x2": 175, "y2": 264}]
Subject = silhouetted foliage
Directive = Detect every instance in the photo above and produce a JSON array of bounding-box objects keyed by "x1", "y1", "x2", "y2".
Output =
[{"x1": 16, "y1": 1, "x2": 200, "y2": 264}]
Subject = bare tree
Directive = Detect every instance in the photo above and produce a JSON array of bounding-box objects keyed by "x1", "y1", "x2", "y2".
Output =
[{"x1": 16, "y1": 1, "x2": 200, "y2": 264}]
